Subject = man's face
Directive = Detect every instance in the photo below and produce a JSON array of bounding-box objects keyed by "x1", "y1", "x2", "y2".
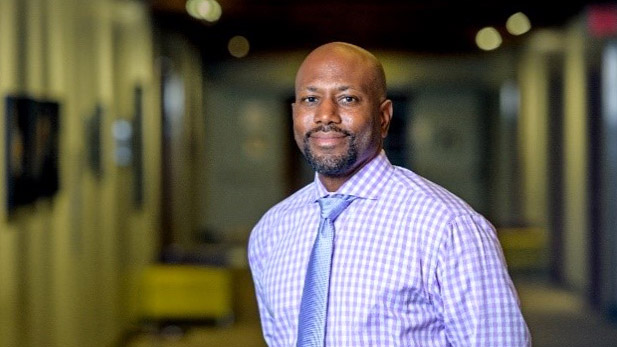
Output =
[{"x1": 292, "y1": 50, "x2": 389, "y2": 177}]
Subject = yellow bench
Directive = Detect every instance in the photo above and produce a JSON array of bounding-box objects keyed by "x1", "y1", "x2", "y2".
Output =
[
  {"x1": 497, "y1": 227, "x2": 548, "y2": 272},
  {"x1": 138, "y1": 264, "x2": 233, "y2": 321}
]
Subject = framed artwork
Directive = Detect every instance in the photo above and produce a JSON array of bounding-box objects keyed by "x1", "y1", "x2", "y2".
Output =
[
  {"x1": 5, "y1": 95, "x2": 61, "y2": 215},
  {"x1": 32, "y1": 100, "x2": 60, "y2": 198},
  {"x1": 86, "y1": 104, "x2": 103, "y2": 178},
  {"x1": 132, "y1": 85, "x2": 144, "y2": 207},
  {"x1": 5, "y1": 95, "x2": 37, "y2": 213}
]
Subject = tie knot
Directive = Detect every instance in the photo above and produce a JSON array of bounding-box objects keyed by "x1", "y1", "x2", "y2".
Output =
[{"x1": 318, "y1": 194, "x2": 356, "y2": 221}]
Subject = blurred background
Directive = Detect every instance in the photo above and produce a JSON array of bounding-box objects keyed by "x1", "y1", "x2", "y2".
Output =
[{"x1": 1, "y1": 0, "x2": 617, "y2": 346}]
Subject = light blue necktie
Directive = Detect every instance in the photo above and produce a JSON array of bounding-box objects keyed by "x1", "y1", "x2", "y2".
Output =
[{"x1": 296, "y1": 194, "x2": 357, "y2": 347}]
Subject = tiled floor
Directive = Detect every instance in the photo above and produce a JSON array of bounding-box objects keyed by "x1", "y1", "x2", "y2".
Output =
[
  {"x1": 515, "y1": 277, "x2": 617, "y2": 347},
  {"x1": 126, "y1": 324, "x2": 266, "y2": 347},
  {"x1": 126, "y1": 277, "x2": 617, "y2": 347}
]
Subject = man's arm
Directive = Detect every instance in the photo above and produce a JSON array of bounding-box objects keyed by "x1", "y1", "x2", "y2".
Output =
[
  {"x1": 248, "y1": 218, "x2": 276, "y2": 346},
  {"x1": 436, "y1": 213, "x2": 531, "y2": 346}
]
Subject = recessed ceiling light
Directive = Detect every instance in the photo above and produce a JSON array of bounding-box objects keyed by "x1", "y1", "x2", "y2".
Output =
[
  {"x1": 228, "y1": 35, "x2": 250, "y2": 58},
  {"x1": 506, "y1": 12, "x2": 532, "y2": 36},
  {"x1": 476, "y1": 27, "x2": 502, "y2": 51},
  {"x1": 186, "y1": 0, "x2": 221, "y2": 23}
]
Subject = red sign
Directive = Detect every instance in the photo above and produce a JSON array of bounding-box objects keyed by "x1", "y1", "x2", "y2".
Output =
[{"x1": 588, "y1": 4, "x2": 617, "y2": 38}]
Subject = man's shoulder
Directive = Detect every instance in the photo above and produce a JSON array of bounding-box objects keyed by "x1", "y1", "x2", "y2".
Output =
[
  {"x1": 255, "y1": 182, "x2": 314, "y2": 227},
  {"x1": 271, "y1": 182, "x2": 314, "y2": 213},
  {"x1": 249, "y1": 182, "x2": 314, "y2": 256},
  {"x1": 389, "y1": 165, "x2": 477, "y2": 217}
]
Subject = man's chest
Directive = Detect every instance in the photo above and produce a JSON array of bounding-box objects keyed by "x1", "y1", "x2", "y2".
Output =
[{"x1": 261, "y1": 216, "x2": 438, "y2": 328}]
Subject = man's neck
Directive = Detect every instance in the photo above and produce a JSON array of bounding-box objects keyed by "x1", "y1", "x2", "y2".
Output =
[
  {"x1": 318, "y1": 175, "x2": 349, "y2": 193},
  {"x1": 317, "y1": 150, "x2": 381, "y2": 192}
]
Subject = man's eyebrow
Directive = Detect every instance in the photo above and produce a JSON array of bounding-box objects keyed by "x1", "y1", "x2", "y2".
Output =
[
  {"x1": 300, "y1": 85, "x2": 354, "y2": 92},
  {"x1": 297, "y1": 86, "x2": 320, "y2": 93}
]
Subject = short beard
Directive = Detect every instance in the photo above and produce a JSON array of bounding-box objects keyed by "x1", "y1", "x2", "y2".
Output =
[{"x1": 302, "y1": 125, "x2": 357, "y2": 177}]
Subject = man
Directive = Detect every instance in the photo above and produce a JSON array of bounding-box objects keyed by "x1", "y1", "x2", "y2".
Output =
[{"x1": 248, "y1": 42, "x2": 530, "y2": 346}]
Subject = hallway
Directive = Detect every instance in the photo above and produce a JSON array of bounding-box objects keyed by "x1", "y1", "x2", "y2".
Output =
[{"x1": 125, "y1": 276, "x2": 617, "y2": 347}]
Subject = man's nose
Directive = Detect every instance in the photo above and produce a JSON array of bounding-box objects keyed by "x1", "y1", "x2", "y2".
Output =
[{"x1": 314, "y1": 98, "x2": 341, "y2": 124}]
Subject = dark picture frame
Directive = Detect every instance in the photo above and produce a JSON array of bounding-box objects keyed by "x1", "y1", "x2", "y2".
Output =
[
  {"x1": 132, "y1": 85, "x2": 144, "y2": 208},
  {"x1": 32, "y1": 100, "x2": 60, "y2": 198},
  {"x1": 86, "y1": 104, "x2": 103, "y2": 179},
  {"x1": 5, "y1": 95, "x2": 60, "y2": 215},
  {"x1": 5, "y1": 96, "x2": 37, "y2": 212}
]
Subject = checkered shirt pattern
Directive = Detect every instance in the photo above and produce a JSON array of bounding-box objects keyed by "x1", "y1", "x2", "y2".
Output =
[{"x1": 248, "y1": 151, "x2": 531, "y2": 346}]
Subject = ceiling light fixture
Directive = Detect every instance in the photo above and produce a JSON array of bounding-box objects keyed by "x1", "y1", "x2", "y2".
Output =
[
  {"x1": 186, "y1": 0, "x2": 222, "y2": 23},
  {"x1": 228, "y1": 35, "x2": 250, "y2": 58},
  {"x1": 506, "y1": 12, "x2": 532, "y2": 36},
  {"x1": 475, "y1": 27, "x2": 502, "y2": 51}
]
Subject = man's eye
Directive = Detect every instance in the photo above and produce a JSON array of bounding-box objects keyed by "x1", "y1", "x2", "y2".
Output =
[
  {"x1": 340, "y1": 96, "x2": 357, "y2": 103},
  {"x1": 303, "y1": 96, "x2": 317, "y2": 103}
]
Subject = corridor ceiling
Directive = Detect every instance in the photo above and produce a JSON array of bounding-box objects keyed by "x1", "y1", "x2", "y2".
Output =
[{"x1": 149, "y1": 0, "x2": 597, "y2": 59}]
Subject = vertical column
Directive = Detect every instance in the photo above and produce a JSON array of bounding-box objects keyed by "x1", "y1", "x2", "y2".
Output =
[
  {"x1": 0, "y1": 4, "x2": 20, "y2": 347},
  {"x1": 518, "y1": 45, "x2": 549, "y2": 227},
  {"x1": 601, "y1": 39, "x2": 617, "y2": 315},
  {"x1": 50, "y1": 0, "x2": 82, "y2": 345},
  {"x1": 496, "y1": 80, "x2": 521, "y2": 226},
  {"x1": 563, "y1": 21, "x2": 590, "y2": 292}
]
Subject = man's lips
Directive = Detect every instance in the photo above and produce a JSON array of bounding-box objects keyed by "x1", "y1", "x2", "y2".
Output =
[
  {"x1": 310, "y1": 132, "x2": 346, "y2": 139},
  {"x1": 309, "y1": 131, "x2": 348, "y2": 147}
]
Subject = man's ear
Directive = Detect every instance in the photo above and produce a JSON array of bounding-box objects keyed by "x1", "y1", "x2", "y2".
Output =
[{"x1": 379, "y1": 99, "x2": 393, "y2": 138}]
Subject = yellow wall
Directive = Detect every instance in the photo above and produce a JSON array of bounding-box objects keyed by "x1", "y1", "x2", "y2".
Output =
[
  {"x1": 0, "y1": 1, "x2": 160, "y2": 346},
  {"x1": 563, "y1": 19, "x2": 591, "y2": 292},
  {"x1": 159, "y1": 33, "x2": 207, "y2": 248},
  {"x1": 518, "y1": 30, "x2": 552, "y2": 228}
]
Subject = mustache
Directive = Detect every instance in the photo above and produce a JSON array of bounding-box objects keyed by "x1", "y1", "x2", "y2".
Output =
[{"x1": 305, "y1": 125, "x2": 352, "y2": 138}]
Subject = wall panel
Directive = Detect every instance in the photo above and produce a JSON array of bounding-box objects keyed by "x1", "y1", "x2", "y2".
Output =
[{"x1": 0, "y1": 1, "x2": 159, "y2": 346}]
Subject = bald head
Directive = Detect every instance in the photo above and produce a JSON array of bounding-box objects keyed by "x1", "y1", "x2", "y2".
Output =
[
  {"x1": 291, "y1": 42, "x2": 393, "y2": 190},
  {"x1": 295, "y1": 42, "x2": 388, "y2": 101}
]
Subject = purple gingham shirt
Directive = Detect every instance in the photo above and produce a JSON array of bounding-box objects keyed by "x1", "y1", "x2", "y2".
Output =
[{"x1": 249, "y1": 151, "x2": 531, "y2": 346}]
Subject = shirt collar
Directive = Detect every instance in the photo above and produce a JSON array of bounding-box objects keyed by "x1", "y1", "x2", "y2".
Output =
[{"x1": 313, "y1": 150, "x2": 394, "y2": 201}]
